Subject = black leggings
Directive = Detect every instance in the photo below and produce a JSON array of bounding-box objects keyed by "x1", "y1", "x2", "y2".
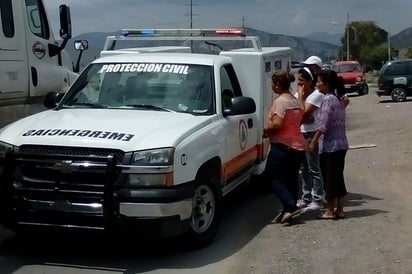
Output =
[{"x1": 319, "y1": 150, "x2": 348, "y2": 201}]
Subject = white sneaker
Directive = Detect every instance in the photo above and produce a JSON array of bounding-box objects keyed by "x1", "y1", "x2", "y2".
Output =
[{"x1": 305, "y1": 202, "x2": 322, "y2": 211}]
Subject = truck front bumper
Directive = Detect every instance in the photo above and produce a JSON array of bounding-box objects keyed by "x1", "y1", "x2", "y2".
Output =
[
  {"x1": 0, "y1": 150, "x2": 195, "y2": 233},
  {"x1": 343, "y1": 82, "x2": 366, "y2": 93},
  {"x1": 117, "y1": 185, "x2": 194, "y2": 220}
]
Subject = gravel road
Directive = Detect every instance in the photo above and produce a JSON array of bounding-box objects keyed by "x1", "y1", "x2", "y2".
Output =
[
  {"x1": 1, "y1": 89, "x2": 411, "y2": 274},
  {"x1": 224, "y1": 90, "x2": 412, "y2": 274}
]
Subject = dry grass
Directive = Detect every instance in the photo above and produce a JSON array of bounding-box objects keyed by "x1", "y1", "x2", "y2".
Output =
[{"x1": 365, "y1": 71, "x2": 378, "y2": 86}]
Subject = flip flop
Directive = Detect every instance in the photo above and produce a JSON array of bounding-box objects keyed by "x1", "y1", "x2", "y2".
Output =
[
  {"x1": 335, "y1": 212, "x2": 346, "y2": 219},
  {"x1": 317, "y1": 213, "x2": 337, "y2": 220},
  {"x1": 273, "y1": 211, "x2": 284, "y2": 223},
  {"x1": 280, "y1": 209, "x2": 302, "y2": 224}
]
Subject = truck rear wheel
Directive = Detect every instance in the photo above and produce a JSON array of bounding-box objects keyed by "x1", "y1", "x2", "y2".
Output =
[
  {"x1": 186, "y1": 173, "x2": 221, "y2": 248},
  {"x1": 391, "y1": 87, "x2": 407, "y2": 102}
]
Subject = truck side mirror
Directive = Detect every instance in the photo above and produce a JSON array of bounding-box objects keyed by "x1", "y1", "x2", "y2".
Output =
[
  {"x1": 73, "y1": 40, "x2": 89, "y2": 73},
  {"x1": 223, "y1": 96, "x2": 256, "y2": 116},
  {"x1": 59, "y1": 5, "x2": 72, "y2": 40},
  {"x1": 44, "y1": 92, "x2": 64, "y2": 109},
  {"x1": 74, "y1": 40, "x2": 89, "y2": 51}
]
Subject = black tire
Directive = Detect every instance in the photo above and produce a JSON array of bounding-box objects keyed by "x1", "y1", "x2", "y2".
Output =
[
  {"x1": 186, "y1": 171, "x2": 221, "y2": 248},
  {"x1": 360, "y1": 84, "x2": 369, "y2": 95},
  {"x1": 391, "y1": 87, "x2": 407, "y2": 102}
]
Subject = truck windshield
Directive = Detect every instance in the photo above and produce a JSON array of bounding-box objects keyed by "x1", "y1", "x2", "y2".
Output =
[
  {"x1": 332, "y1": 63, "x2": 362, "y2": 73},
  {"x1": 61, "y1": 63, "x2": 215, "y2": 115}
]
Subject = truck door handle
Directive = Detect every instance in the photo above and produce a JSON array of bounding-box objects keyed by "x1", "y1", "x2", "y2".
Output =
[{"x1": 247, "y1": 118, "x2": 253, "y2": 128}]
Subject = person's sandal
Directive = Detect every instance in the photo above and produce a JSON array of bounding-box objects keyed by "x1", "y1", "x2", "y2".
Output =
[
  {"x1": 334, "y1": 210, "x2": 346, "y2": 219},
  {"x1": 317, "y1": 212, "x2": 337, "y2": 220},
  {"x1": 280, "y1": 209, "x2": 302, "y2": 224},
  {"x1": 273, "y1": 211, "x2": 284, "y2": 223}
]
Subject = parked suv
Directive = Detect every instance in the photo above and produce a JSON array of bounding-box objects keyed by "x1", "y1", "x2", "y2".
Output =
[
  {"x1": 377, "y1": 59, "x2": 412, "y2": 102},
  {"x1": 332, "y1": 61, "x2": 369, "y2": 95}
]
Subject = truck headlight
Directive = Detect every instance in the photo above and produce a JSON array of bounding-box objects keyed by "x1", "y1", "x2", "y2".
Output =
[
  {"x1": 124, "y1": 148, "x2": 174, "y2": 187},
  {"x1": 130, "y1": 148, "x2": 174, "y2": 165}
]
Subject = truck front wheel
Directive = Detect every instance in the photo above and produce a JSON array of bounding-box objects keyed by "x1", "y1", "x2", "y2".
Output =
[{"x1": 186, "y1": 176, "x2": 221, "y2": 248}]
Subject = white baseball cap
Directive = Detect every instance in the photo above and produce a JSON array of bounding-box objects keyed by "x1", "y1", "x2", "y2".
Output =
[{"x1": 302, "y1": 56, "x2": 323, "y2": 68}]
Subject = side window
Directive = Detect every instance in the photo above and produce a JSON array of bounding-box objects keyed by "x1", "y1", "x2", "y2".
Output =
[
  {"x1": 220, "y1": 65, "x2": 242, "y2": 97},
  {"x1": 25, "y1": 0, "x2": 50, "y2": 39},
  {"x1": 384, "y1": 63, "x2": 404, "y2": 75},
  {"x1": 0, "y1": 0, "x2": 14, "y2": 37},
  {"x1": 274, "y1": 60, "x2": 282, "y2": 70}
]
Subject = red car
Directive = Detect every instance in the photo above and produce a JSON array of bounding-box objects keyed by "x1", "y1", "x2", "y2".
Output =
[{"x1": 331, "y1": 61, "x2": 369, "y2": 95}]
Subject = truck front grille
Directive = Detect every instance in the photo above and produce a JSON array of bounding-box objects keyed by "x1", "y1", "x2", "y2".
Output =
[
  {"x1": 19, "y1": 145, "x2": 124, "y2": 161},
  {"x1": 1, "y1": 145, "x2": 124, "y2": 229}
]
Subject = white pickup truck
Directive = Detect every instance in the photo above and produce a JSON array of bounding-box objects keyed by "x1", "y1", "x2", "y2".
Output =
[{"x1": 0, "y1": 28, "x2": 291, "y2": 247}]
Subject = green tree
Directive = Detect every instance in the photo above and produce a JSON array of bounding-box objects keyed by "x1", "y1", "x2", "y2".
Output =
[
  {"x1": 340, "y1": 21, "x2": 388, "y2": 66},
  {"x1": 405, "y1": 48, "x2": 412, "y2": 58},
  {"x1": 361, "y1": 43, "x2": 389, "y2": 70}
]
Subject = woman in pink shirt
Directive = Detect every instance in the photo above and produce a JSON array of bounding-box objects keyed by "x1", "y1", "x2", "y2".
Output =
[{"x1": 263, "y1": 71, "x2": 307, "y2": 224}]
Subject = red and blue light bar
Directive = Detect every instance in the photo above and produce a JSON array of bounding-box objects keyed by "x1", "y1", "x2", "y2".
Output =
[{"x1": 121, "y1": 28, "x2": 245, "y2": 37}]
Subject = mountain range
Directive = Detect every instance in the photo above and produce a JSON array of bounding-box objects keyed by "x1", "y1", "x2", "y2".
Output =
[{"x1": 65, "y1": 27, "x2": 411, "y2": 68}]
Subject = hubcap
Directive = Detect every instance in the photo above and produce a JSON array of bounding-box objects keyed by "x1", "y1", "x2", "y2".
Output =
[
  {"x1": 393, "y1": 89, "x2": 405, "y2": 101},
  {"x1": 190, "y1": 185, "x2": 215, "y2": 234}
]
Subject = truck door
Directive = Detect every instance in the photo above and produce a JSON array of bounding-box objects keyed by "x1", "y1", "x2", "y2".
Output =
[
  {"x1": 24, "y1": 0, "x2": 66, "y2": 97},
  {"x1": 220, "y1": 65, "x2": 258, "y2": 184},
  {"x1": 0, "y1": 0, "x2": 30, "y2": 100}
]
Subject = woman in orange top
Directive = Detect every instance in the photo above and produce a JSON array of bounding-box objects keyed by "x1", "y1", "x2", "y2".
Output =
[{"x1": 263, "y1": 70, "x2": 307, "y2": 224}]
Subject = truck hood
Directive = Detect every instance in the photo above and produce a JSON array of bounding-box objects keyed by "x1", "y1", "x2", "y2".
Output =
[
  {"x1": 338, "y1": 71, "x2": 363, "y2": 80},
  {"x1": 0, "y1": 109, "x2": 213, "y2": 151}
]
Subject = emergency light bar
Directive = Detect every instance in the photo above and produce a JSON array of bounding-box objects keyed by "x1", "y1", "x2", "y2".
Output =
[{"x1": 122, "y1": 28, "x2": 245, "y2": 37}]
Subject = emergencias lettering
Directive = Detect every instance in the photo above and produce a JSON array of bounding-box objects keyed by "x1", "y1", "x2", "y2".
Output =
[{"x1": 22, "y1": 129, "x2": 135, "y2": 141}]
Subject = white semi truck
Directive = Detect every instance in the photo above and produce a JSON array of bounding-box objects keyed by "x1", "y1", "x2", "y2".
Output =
[
  {"x1": 0, "y1": 28, "x2": 291, "y2": 247},
  {"x1": 0, "y1": 0, "x2": 86, "y2": 127}
]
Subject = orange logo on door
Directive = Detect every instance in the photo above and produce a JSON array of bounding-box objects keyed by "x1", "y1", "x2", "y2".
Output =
[{"x1": 239, "y1": 119, "x2": 248, "y2": 150}]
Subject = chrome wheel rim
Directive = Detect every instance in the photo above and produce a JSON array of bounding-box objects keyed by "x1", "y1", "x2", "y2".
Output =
[{"x1": 393, "y1": 89, "x2": 405, "y2": 101}]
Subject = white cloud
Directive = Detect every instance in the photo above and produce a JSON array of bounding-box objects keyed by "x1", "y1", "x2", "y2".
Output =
[{"x1": 43, "y1": 0, "x2": 412, "y2": 37}]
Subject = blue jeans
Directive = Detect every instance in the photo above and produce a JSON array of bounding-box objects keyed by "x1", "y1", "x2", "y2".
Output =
[
  {"x1": 299, "y1": 131, "x2": 324, "y2": 204},
  {"x1": 264, "y1": 143, "x2": 305, "y2": 212}
]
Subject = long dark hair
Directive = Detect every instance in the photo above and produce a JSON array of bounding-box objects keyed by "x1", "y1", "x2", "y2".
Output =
[{"x1": 318, "y1": 69, "x2": 346, "y2": 98}]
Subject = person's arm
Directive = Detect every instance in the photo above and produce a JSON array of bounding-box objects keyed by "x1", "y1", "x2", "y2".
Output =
[
  {"x1": 297, "y1": 84, "x2": 305, "y2": 109},
  {"x1": 263, "y1": 114, "x2": 283, "y2": 137},
  {"x1": 308, "y1": 130, "x2": 322, "y2": 152},
  {"x1": 308, "y1": 95, "x2": 332, "y2": 151},
  {"x1": 341, "y1": 95, "x2": 350, "y2": 108},
  {"x1": 301, "y1": 103, "x2": 317, "y2": 124}
]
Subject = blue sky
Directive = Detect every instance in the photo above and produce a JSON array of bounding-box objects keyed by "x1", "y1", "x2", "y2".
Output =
[{"x1": 44, "y1": 0, "x2": 410, "y2": 37}]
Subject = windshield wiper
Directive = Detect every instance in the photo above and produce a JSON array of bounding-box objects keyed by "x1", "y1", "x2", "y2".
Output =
[
  {"x1": 124, "y1": 104, "x2": 174, "y2": 112},
  {"x1": 64, "y1": 102, "x2": 107, "y2": 108}
]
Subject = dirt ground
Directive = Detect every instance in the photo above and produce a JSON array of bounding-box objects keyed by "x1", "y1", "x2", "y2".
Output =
[
  {"x1": 1, "y1": 89, "x2": 412, "y2": 274},
  {"x1": 225, "y1": 90, "x2": 412, "y2": 274}
]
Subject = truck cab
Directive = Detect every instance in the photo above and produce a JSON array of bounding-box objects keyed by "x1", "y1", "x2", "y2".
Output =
[
  {"x1": 0, "y1": 0, "x2": 85, "y2": 127},
  {"x1": 0, "y1": 28, "x2": 291, "y2": 247},
  {"x1": 332, "y1": 60, "x2": 369, "y2": 95}
]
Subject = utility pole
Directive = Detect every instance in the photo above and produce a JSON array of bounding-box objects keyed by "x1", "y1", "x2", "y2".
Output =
[
  {"x1": 241, "y1": 17, "x2": 247, "y2": 29},
  {"x1": 346, "y1": 13, "x2": 350, "y2": 60},
  {"x1": 185, "y1": 0, "x2": 198, "y2": 29},
  {"x1": 388, "y1": 25, "x2": 391, "y2": 61}
]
